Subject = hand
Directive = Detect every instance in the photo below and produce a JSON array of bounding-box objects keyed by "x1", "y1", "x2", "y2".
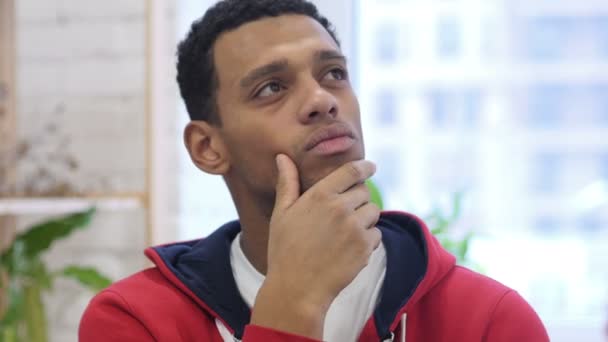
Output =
[{"x1": 250, "y1": 154, "x2": 382, "y2": 339}]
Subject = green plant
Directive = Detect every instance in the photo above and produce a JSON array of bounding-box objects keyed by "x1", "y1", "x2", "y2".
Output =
[
  {"x1": 0, "y1": 208, "x2": 112, "y2": 342},
  {"x1": 366, "y1": 180, "x2": 482, "y2": 271}
]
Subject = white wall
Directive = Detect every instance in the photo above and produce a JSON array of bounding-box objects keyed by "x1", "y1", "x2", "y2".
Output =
[{"x1": 15, "y1": 1, "x2": 152, "y2": 341}]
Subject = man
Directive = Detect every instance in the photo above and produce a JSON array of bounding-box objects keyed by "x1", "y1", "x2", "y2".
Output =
[{"x1": 79, "y1": 0, "x2": 549, "y2": 341}]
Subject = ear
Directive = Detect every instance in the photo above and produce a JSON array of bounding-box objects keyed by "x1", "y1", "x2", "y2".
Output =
[{"x1": 183, "y1": 121, "x2": 230, "y2": 175}]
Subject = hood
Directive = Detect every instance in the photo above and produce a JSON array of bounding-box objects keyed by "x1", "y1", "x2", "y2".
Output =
[
  {"x1": 379, "y1": 211, "x2": 456, "y2": 336},
  {"x1": 144, "y1": 211, "x2": 456, "y2": 340}
]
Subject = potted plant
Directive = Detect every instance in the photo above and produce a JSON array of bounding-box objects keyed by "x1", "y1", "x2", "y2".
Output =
[
  {"x1": 0, "y1": 208, "x2": 111, "y2": 342},
  {"x1": 366, "y1": 180, "x2": 481, "y2": 270}
]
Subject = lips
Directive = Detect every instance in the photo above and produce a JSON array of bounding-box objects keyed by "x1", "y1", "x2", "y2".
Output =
[{"x1": 304, "y1": 123, "x2": 356, "y2": 151}]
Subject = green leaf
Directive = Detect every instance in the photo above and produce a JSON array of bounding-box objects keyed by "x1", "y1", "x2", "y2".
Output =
[
  {"x1": 450, "y1": 192, "x2": 464, "y2": 221},
  {"x1": 439, "y1": 238, "x2": 457, "y2": 255},
  {"x1": 365, "y1": 179, "x2": 384, "y2": 210},
  {"x1": 59, "y1": 266, "x2": 111, "y2": 292},
  {"x1": 2, "y1": 208, "x2": 95, "y2": 263},
  {"x1": 430, "y1": 217, "x2": 449, "y2": 236},
  {"x1": 22, "y1": 284, "x2": 48, "y2": 342},
  {"x1": 1, "y1": 240, "x2": 28, "y2": 276},
  {"x1": 25, "y1": 260, "x2": 53, "y2": 290},
  {"x1": 1, "y1": 280, "x2": 25, "y2": 327},
  {"x1": 0, "y1": 324, "x2": 18, "y2": 342},
  {"x1": 457, "y1": 232, "x2": 474, "y2": 261}
]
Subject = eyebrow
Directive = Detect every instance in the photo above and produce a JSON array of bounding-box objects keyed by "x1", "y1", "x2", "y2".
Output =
[
  {"x1": 240, "y1": 59, "x2": 288, "y2": 88},
  {"x1": 315, "y1": 49, "x2": 347, "y2": 63},
  {"x1": 239, "y1": 50, "x2": 347, "y2": 88}
]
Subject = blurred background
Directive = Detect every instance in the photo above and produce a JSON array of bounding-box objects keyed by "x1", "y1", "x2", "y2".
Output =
[{"x1": 0, "y1": 0, "x2": 606, "y2": 341}]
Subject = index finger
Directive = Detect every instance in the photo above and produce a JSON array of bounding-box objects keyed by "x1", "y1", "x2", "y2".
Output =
[{"x1": 312, "y1": 160, "x2": 376, "y2": 195}]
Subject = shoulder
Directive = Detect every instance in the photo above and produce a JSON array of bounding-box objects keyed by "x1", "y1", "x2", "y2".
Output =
[
  {"x1": 80, "y1": 268, "x2": 216, "y2": 341},
  {"x1": 483, "y1": 289, "x2": 549, "y2": 341},
  {"x1": 102, "y1": 267, "x2": 180, "y2": 303},
  {"x1": 445, "y1": 266, "x2": 512, "y2": 297},
  {"x1": 79, "y1": 269, "x2": 161, "y2": 341},
  {"x1": 84, "y1": 267, "x2": 203, "y2": 317},
  {"x1": 440, "y1": 266, "x2": 535, "y2": 313},
  {"x1": 440, "y1": 266, "x2": 550, "y2": 341}
]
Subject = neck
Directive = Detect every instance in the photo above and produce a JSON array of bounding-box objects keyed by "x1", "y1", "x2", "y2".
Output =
[
  {"x1": 228, "y1": 183, "x2": 275, "y2": 275},
  {"x1": 240, "y1": 221, "x2": 270, "y2": 275}
]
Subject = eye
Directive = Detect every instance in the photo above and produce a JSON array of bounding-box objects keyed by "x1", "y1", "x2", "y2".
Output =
[
  {"x1": 255, "y1": 81, "x2": 285, "y2": 98},
  {"x1": 324, "y1": 68, "x2": 348, "y2": 81}
]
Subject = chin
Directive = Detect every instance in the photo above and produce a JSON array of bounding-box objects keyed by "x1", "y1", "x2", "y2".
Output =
[{"x1": 299, "y1": 146, "x2": 365, "y2": 192}]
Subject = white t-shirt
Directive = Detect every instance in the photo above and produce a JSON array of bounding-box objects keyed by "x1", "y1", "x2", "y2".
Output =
[{"x1": 216, "y1": 232, "x2": 387, "y2": 342}]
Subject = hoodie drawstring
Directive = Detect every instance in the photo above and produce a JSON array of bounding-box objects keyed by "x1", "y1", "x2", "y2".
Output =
[{"x1": 401, "y1": 313, "x2": 407, "y2": 342}]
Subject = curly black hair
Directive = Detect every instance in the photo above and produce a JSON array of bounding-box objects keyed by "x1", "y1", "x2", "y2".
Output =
[{"x1": 176, "y1": 0, "x2": 340, "y2": 124}]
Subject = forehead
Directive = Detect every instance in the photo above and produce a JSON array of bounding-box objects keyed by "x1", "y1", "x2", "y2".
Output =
[{"x1": 213, "y1": 15, "x2": 340, "y2": 84}]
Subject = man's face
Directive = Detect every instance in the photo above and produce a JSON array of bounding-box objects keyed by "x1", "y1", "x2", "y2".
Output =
[{"x1": 213, "y1": 14, "x2": 364, "y2": 199}]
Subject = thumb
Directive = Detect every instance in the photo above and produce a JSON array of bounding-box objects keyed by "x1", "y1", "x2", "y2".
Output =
[{"x1": 273, "y1": 153, "x2": 300, "y2": 212}]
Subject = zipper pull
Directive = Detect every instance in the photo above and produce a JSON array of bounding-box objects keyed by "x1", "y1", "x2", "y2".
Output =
[
  {"x1": 382, "y1": 332, "x2": 395, "y2": 342},
  {"x1": 384, "y1": 313, "x2": 407, "y2": 342}
]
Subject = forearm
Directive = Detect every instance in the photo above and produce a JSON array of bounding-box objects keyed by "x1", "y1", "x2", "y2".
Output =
[{"x1": 249, "y1": 278, "x2": 330, "y2": 340}]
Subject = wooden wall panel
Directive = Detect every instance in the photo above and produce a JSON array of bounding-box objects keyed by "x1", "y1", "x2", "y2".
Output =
[
  {"x1": 0, "y1": 0, "x2": 16, "y2": 317},
  {"x1": 0, "y1": 0, "x2": 16, "y2": 197},
  {"x1": 0, "y1": 0, "x2": 17, "y2": 249}
]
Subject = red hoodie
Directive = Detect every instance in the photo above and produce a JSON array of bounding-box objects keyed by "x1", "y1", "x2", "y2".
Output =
[{"x1": 79, "y1": 212, "x2": 549, "y2": 341}]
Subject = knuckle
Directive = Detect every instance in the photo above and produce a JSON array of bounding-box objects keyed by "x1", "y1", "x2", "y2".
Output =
[
  {"x1": 367, "y1": 202, "x2": 380, "y2": 213},
  {"x1": 349, "y1": 230, "x2": 366, "y2": 250},
  {"x1": 308, "y1": 189, "x2": 326, "y2": 202},
  {"x1": 332, "y1": 200, "x2": 350, "y2": 217},
  {"x1": 359, "y1": 184, "x2": 371, "y2": 199},
  {"x1": 361, "y1": 203, "x2": 380, "y2": 224},
  {"x1": 371, "y1": 203, "x2": 381, "y2": 218},
  {"x1": 346, "y1": 163, "x2": 363, "y2": 180},
  {"x1": 344, "y1": 214, "x2": 358, "y2": 228}
]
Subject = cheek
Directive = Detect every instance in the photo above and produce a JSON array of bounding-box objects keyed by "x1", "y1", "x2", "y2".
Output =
[{"x1": 227, "y1": 124, "x2": 294, "y2": 182}]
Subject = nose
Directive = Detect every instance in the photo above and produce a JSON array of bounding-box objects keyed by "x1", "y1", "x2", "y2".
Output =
[{"x1": 296, "y1": 80, "x2": 338, "y2": 124}]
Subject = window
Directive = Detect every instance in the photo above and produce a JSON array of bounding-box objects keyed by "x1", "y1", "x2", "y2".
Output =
[
  {"x1": 436, "y1": 16, "x2": 462, "y2": 59},
  {"x1": 375, "y1": 23, "x2": 399, "y2": 64},
  {"x1": 428, "y1": 89, "x2": 449, "y2": 127},
  {"x1": 428, "y1": 88, "x2": 482, "y2": 129},
  {"x1": 462, "y1": 88, "x2": 481, "y2": 128},
  {"x1": 372, "y1": 148, "x2": 401, "y2": 194},
  {"x1": 534, "y1": 215, "x2": 561, "y2": 235},
  {"x1": 531, "y1": 152, "x2": 562, "y2": 194},
  {"x1": 375, "y1": 89, "x2": 398, "y2": 126},
  {"x1": 428, "y1": 149, "x2": 476, "y2": 194},
  {"x1": 600, "y1": 153, "x2": 608, "y2": 180},
  {"x1": 528, "y1": 85, "x2": 566, "y2": 128},
  {"x1": 524, "y1": 17, "x2": 569, "y2": 62},
  {"x1": 358, "y1": 1, "x2": 608, "y2": 340},
  {"x1": 596, "y1": 16, "x2": 608, "y2": 58},
  {"x1": 577, "y1": 214, "x2": 604, "y2": 233},
  {"x1": 592, "y1": 84, "x2": 608, "y2": 125}
]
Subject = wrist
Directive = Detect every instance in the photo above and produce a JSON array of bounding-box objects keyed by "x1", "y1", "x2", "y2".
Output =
[{"x1": 250, "y1": 277, "x2": 330, "y2": 339}]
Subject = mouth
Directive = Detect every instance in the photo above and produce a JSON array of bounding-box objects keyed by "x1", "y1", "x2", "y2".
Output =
[{"x1": 304, "y1": 123, "x2": 356, "y2": 155}]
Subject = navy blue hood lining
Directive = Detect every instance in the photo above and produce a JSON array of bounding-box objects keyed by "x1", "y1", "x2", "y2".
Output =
[
  {"x1": 153, "y1": 214, "x2": 428, "y2": 339},
  {"x1": 153, "y1": 221, "x2": 250, "y2": 338},
  {"x1": 374, "y1": 214, "x2": 427, "y2": 338}
]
